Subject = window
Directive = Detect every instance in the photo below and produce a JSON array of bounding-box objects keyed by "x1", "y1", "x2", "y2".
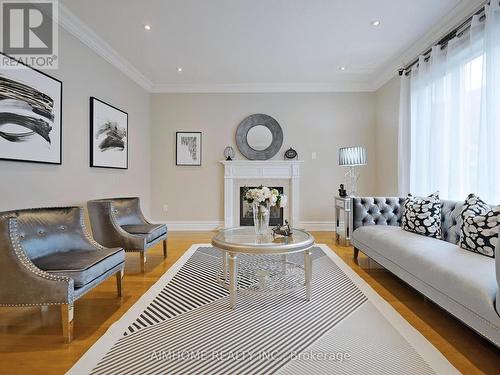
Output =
[{"x1": 402, "y1": 6, "x2": 500, "y2": 204}]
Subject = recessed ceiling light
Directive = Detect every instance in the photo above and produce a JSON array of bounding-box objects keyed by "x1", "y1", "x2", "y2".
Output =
[
  {"x1": 338, "y1": 66, "x2": 346, "y2": 71},
  {"x1": 371, "y1": 20, "x2": 381, "y2": 26},
  {"x1": 144, "y1": 24, "x2": 152, "y2": 31},
  {"x1": 177, "y1": 67, "x2": 183, "y2": 72}
]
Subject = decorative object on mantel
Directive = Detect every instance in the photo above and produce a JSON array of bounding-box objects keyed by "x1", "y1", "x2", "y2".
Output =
[
  {"x1": 338, "y1": 146, "x2": 367, "y2": 196},
  {"x1": 176, "y1": 132, "x2": 202, "y2": 166},
  {"x1": 272, "y1": 220, "x2": 293, "y2": 237},
  {"x1": 243, "y1": 185, "x2": 288, "y2": 235},
  {"x1": 284, "y1": 147, "x2": 298, "y2": 160},
  {"x1": 236, "y1": 113, "x2": 283, "y2": 160},
  {"x1": 338, "y1": 183, "x2": 347, "y2": 197},
  {"x1": 223, "y1": 146, "x2": 235, "y2": 161}
]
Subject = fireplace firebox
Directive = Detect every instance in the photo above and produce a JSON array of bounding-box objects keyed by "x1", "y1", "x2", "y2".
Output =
[{"x1": 240, "y1": 186, "x2": 284, "y2": 226}]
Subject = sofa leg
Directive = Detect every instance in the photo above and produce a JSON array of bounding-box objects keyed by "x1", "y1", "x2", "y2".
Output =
[
  {"x1": 116, "y1": 269, "x2": 124, "y2": 297},
  {"x1": 163, "y1": 239, "x2": 168, "y2": 258},
  {"x1": 353, "y1": 247, "x2": 359, "y2": 259},
  {"x1": 140, "y1": 252, "x2": 146, "y2": 273},
  {"x1": 61, "y1": 303, "x2": 74, "y2": 343}
]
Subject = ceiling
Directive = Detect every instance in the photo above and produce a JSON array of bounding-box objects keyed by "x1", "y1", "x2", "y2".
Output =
[{"x1": 61, "y1": 0, "x2": 464, "y2": 92}]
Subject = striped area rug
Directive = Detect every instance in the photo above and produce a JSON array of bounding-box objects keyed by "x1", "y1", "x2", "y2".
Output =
[{"x1": 69, "y1": 244, "x2": 458, "y2": 375}]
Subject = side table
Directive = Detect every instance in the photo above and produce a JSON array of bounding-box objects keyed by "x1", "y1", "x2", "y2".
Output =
[{"x1": 334, "y1": 196, "x2": 352, "y2": 246}]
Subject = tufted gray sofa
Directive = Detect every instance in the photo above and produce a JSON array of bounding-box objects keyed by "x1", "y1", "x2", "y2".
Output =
[
  {"x1": 0, "y1": 207, "x2": 125, "y2": 342},
  {"x1": 351, "y1": 197, "x2": 500, "y2": 347},
  {"x1": 87, "y1": 197, "x2": 167, "y2": 273}
]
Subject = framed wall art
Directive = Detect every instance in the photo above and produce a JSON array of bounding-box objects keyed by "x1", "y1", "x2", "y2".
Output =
[
  {"x1": 176, "y1": 131, "x2": 202, "y2": 166},
  {"x1": 0, "y1": 52, "x2": 62, "y2": 164},
  {"x1": 90, "y1": 97, "x2": 128, "y2": 169}
]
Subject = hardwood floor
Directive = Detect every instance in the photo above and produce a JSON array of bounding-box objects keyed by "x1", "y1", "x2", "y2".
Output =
[{"x1": 0, "y1": 231, "x2": 499, "y2": 374}]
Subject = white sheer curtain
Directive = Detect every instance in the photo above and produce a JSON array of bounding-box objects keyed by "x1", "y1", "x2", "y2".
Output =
[
  {"x1": 398, "y1": 73, "x2": 411, "y2": 196},
  {"x1": 406, "y1": 3, "x2": 500, "y2": 204}
]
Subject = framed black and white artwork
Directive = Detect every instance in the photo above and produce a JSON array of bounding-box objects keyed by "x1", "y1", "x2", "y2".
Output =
[
  {"x1": 0, "y1": 53, "x2": 62, "y2": 164},
  {"x1": 90, "y1": 97, "x2": 128, "y2": 169},
  {"x1": 176, "y1": 132, "x2": 202, "y2": 166}
]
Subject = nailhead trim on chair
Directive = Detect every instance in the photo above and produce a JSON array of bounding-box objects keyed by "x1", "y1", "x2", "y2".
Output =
[
  {"x1": 0, "y1": 217, "x2": 74, "y2": 307},
  {"x1": 78, "y1": 207, "x2": 108, "y2": 251},
  {"x1": 108, "y1": 202, "x2": 145, "y2": 242}
]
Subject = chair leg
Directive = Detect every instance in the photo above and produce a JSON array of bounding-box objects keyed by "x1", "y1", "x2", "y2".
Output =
[
  {"x1": 61, "y1": 303, "x2": 74, "y2": 343},
  {"x1": 140, "y1": 252, "x2": 146, "y2": 273},
  {"x1": 353, "y1": 247, "x2": 359, "y2": 259},
  {"x1": 163, "y1": 239, "x2": 168, "y2": 258},
  {"x1": 116, "y1": 269, "x2": 124, "y2": 297}
]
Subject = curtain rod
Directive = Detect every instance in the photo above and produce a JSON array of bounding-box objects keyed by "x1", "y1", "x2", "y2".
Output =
[{"x1": 398, "y1": 1, "x2": 490, "y2": 76}]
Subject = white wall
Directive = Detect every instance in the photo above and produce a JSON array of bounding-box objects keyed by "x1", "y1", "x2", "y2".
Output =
[
  {"x1": 374, "y1": 76, "x2": 400, "y2": 196},
  {"x1": 0, "y1": 26, "x2": 402, "y2": 225},
  {"x1": 0, "y1": 28, "x2": 152, "y2": 214},
  {"x1": 150, "y1": 92, "x2": 379, "y2": 226}
]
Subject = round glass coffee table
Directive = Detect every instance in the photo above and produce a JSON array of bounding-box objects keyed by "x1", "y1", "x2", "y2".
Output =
[{"x1": 211, "y1": 227, "x2": 315, "y2": 309}]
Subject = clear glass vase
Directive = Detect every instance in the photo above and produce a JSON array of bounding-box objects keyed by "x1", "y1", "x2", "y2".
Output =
[{"x1": 252, "y1": 201, "x2": 270, "y2": 235}]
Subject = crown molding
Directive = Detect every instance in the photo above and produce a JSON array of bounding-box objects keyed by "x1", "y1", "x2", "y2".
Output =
[
  {"x1": 370, "y1": 0, "x2": 486, "y2": 91},
  {"x1": 57, "y1": 3, "x2": 153, "y2": 92},
  {"x1": 56, "y1": 4, "x2": 373, "y2": 94},
  {"x1": 150, "y1": 81, "x2": 375, "y2": 94},
  {"x1": 57, "y1": 1, "x2": 483, "y2": 94}
]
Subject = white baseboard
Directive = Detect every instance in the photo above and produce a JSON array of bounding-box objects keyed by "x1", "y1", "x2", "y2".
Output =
[
  {"x1": 298, "y1": 221, "x2": 335, "y2": 231},
  {"x1": 160, "y1": 221, "x2": 224, "y2": 231},
  {"x1": 153, "y1": 221, "x2": 334, "y2": 231}
]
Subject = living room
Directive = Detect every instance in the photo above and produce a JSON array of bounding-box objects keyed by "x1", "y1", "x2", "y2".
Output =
[{"x1": 0, "y1": 0, "x2": 498, "y2": 374}]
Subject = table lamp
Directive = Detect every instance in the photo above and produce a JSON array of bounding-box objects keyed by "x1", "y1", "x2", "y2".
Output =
[{"x1": 338, "y1": 146, "x2": 367, "y2": 196}]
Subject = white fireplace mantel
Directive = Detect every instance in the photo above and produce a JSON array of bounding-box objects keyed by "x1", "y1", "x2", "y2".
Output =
[{"x1": 221, "y1": 160, "x2": 303, "y2": 228}]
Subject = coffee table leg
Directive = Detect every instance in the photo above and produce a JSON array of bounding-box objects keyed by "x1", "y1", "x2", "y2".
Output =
[
  {"x1": 222, "y1": 251, "x2": 228, "y2": 281},
  {"x1": 304, "y1": 249, "x2": 312, "y2": 301},
  {"x1": 281, "y1": 254, "x2": 287, "y2": 274},
  {"x1": 229, "y1": 252, "x2": 238, "y2": 309}
]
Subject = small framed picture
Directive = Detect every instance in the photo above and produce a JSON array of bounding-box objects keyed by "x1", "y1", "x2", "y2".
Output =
[
  {"x1": 176, "y1": 132, "x2": 202, "y2": 166},
  {"x1": 90, "y1": 97, "x2": 128, "y2": 169}
]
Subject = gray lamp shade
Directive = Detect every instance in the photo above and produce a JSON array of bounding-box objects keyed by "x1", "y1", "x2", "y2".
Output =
[{"x1": 338, "y1": 146, "x2": 367, "y2": 166}]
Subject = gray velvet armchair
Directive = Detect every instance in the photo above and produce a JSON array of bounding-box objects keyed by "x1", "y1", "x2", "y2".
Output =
[
  {"x1": 87, "y1": 197, "x2": 167, "y2": 273},
  {"x1": 0, "y1": 207, "x2": 125, "y2": 343}
]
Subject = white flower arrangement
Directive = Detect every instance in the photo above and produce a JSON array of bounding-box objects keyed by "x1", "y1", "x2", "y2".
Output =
[{"x1": 243, "y1": 185, "x2": 287, "y2": 209}]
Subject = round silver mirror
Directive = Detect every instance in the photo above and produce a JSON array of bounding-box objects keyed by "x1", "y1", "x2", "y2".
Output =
[
  {"x1": 236, "y1": 114, "x2": 283, "y2": 160},
  {"x1": 246, "y1": 125, "x2": 273, "y2": 151}
]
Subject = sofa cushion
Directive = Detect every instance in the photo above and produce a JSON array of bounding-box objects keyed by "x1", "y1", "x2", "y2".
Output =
[
  {"x1": 497, "y1": 239, "x2": 500, "y2": 316},
  {"x1": 459, "y1": 194, "x2": 499, "y2": 258},
  {"x1": 121, "y1": 224, "x2": 167, "y2": 243},
  {"x1": 32, "y1": 247, "x2": 124, "y2": 288},
  {"x1": 353, "y1": 225, "x2": 499, "y2": 325},
  {"x1": 402, "y1": 192, "x2": 442, "y2": 239}
]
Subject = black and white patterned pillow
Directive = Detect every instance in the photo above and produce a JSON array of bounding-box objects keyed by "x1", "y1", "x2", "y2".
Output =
[
  {"x1": 402, "y1": 192, "x2": 442, "y2": 239},
  {"x1": 459, "y1": 194, "x2": 499, "y2": 258}
]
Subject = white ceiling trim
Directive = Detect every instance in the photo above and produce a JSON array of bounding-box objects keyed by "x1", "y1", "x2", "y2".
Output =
[
  {"x1": 57, "y1": 1, "x2": 483, "y2": 94},
  {"x1": 57, "y1": 3, "x2": 374, "y2": 94},
  {"x1": 370, "y1": 0, "x2": 486, "y2": 90},
  {"x1": 151, "y1": 82, "x2": 375, "y2": 94},
  {"x1": 58, "y1": 3, "x2": 153, "y2": 92}
]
